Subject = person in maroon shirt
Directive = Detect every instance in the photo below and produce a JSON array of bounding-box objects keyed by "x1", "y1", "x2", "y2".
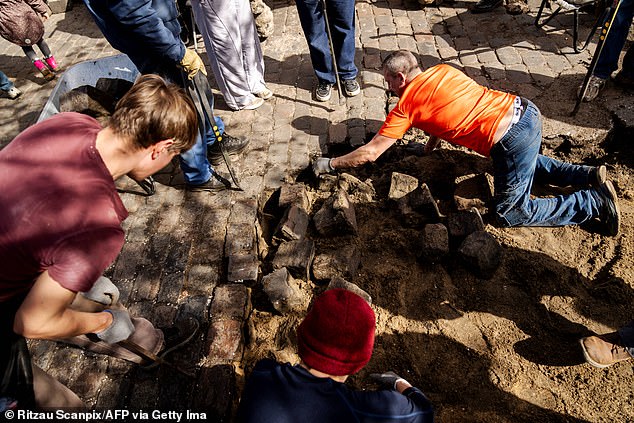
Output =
[{"x1": 0, "y1": 75, "x2": 198, "y2": 409}]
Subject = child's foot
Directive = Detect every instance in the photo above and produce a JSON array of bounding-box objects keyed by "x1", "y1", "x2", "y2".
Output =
[
  {"x1": 33, "y1": 59, "x2": 55, "y2": 81},
  {"x1": 44, "y1": 56, "x2": 60, "y2": 72},
  {"x1": 3, "y1": 87, "x2": 22, "y2": 100}
]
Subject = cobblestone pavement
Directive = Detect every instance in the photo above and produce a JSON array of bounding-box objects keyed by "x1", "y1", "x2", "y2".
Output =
[{"x1": 0, "y1": 0, "x2": 631, "y2": 420}]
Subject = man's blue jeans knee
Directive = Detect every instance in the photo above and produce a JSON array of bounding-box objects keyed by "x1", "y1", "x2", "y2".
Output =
[{"x1": 490, "y1": 100, "x2": 602, "y2": 227}]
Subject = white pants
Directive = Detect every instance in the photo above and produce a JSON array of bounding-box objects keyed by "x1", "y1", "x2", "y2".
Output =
[{"x1": 191, "y1": 0, "x2": 267, "y2": 110}]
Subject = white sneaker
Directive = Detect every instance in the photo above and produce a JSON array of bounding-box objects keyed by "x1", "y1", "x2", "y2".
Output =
[
  {"x1": 242, "y1": 96, "x2": 265, "y2": 110},
  {"x1": 255, "y1": 87, "x2": 273, "y2": 100},
  {"x1": 5, "y1": 87, "x2": 22, "y2": 99}
]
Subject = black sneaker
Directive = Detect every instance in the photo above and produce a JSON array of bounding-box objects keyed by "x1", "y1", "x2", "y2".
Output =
[
  {"x1": 142, "y1": 317, "x2": 200, "y2": 370},
  {"x1": 471, "y1": 0, "x2": 503, "y2": 13},
  {"x1": 208, "y1": 133, "x2": 249, "y2": 166},
  {"x1": 614, "y1": 71, "x2": 634, "y2": 90},
  {"x1": 342, "y1": 78, "x2": 361, "y2": 97},
  {"x1": 186, "y1": 171, "x2": 231, "y2": 192},
  {"x1": 596, "y1": 180, "x2": 620, "y2": 237},
  {"x1": 315, "y1": 81, "x2": 332, "y2": 102}
]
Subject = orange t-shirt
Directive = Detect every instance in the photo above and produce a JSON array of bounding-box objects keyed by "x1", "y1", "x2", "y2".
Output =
[{"x1": 379, "y1": 64, "x2": 516, "y2": 157}]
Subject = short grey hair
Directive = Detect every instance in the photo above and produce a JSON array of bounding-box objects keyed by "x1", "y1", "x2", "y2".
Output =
[{"x1": 382, "y1": 50, "x2": 420, "y2": 78}]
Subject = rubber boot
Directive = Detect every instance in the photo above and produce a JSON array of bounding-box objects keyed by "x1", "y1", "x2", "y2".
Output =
[
  {"x1": 44, "y1": 55, "x2": 59, "y2": 72},
  {"x1": 33, "y1": 59, "x2": 54, "y2": 81}
]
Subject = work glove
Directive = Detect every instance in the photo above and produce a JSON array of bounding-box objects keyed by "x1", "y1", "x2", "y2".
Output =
[
  {"x1": 180, "y1": 48, "x2": 207, "y2": 80},
  {"x1": 80, "y1": 276, "x2": 120, "y2": 306},
  {"x1": 96, "y1": 309, "x2": 135, "y2": 344},
  {"x1": 369, "y1": 371, "x2": 408, "y2": 390},
  {"x1": 312, "y1": 157, "x2": 334, "y2": 177}
]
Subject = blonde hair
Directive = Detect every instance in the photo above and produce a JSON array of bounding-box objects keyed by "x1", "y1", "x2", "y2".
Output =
[{"x1": 108, "y1": 74, "x2": 198, "y2": 153}]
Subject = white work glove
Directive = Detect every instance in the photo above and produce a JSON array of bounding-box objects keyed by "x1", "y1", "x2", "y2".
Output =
[
  {"x1": 180, "y1": 48, "x2": 207, "y2": 80},
  {"x1": 96, "y1": 309, "x2": 134, "y2": 344},
  {"x1": 369, "y1": 371, "x2": 408, "y2": 390},
  {"x1": 80, "y1": 276, "x2": 120, "y2": 306},
  {"x1": 312, "y1": 157, "x2": 334, "y2": 177}
]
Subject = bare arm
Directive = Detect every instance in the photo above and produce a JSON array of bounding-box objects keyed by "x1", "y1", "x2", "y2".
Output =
[
  {"x1": 330, "y1": 134, "x2": 398, "y2": 170},
  {"x1": 13, "y1": 271, "x2": 113, "y2": 340}
]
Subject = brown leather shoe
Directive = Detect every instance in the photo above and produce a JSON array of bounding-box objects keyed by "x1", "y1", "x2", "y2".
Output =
[{"x1": 580, "y1": 332, "x2": 632, "y2": 368}]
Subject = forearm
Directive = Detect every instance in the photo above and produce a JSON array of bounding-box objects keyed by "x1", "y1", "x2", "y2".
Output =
[
  {"x1": 330, "y1": 134, "x2": 397, "y2": 170},
  {"x1": 13, "y1": 271, "x2": 113, "y2": 340},
  {"x1": 331, "y1": 147, "x2": 377, "y2": 169},
  {"x1": 16, "y1": 308, "x2": 112, "y2": 340}
]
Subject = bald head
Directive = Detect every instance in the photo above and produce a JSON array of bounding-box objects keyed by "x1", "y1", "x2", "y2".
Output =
[{"x1": 382, "y1": 50, "x2": 420, "y2": 81}]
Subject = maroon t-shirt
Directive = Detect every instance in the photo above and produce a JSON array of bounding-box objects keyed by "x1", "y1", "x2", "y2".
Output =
[{"x1": 0, "y1": 112, "x2": 128, "y2": 301}]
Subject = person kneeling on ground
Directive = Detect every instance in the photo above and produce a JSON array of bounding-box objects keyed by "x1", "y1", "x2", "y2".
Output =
[
  {"x1": 312, "y1": 50, "x2": 621, "y2": 237},
  {"x1": 580, "y1": 321, "x2": 634, "y2": 368},
  {"x1": 236, "y1": 288, "x2": 434, "y2": 423},
  {"x1": 0, "y1": 75, "x2": 199, "y2": 410}
]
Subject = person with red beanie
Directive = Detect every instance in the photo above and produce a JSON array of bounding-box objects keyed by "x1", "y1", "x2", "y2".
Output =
[{"x1": 236, "y1": 288, "x2": 434, "y2": 422}]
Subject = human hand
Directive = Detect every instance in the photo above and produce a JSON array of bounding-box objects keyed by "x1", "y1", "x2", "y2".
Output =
[
  {"x1": 369, "y1": 371, "x2": 408, "y2": 390},
  {"x1": 96, "y1": 309, "x2": 134, "y2": 344},
  {"x1": 312, "y1": 157, "x2": 334, "y2": 177},
  {"x1": 180, "y1": 48, "x2": 207, "y2": 80},
  {"x1": 80, "y1": 276, "x2": 120, "y2": 306}
]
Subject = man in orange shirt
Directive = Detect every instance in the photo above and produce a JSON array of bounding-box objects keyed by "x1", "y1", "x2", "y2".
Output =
[{"x1": 312, "y1": 50, "x2": 620, "y2": 236}]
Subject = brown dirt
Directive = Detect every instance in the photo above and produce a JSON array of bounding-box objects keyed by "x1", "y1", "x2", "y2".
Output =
[{"x1": 242, "y1": 93, "x2": 634, "y2": 422}]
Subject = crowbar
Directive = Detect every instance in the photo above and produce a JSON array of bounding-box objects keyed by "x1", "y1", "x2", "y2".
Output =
[
  {"x1": 188, "y1": 72, "x2": 243, "y2": 191},
  {"x1": 572, "y1": 0, "x2": 622, "y2": 116},
  {"x1": 118, "y1": 339, "x2": 196, "y2": 378},
  {"x1": 321, "y1": 0, "x2": 345, "y2": 105}
]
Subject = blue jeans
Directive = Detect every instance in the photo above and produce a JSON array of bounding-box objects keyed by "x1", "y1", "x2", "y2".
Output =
[
  {"x1": 618, "y1": 321, "x2": 634, "y2": 357},
  {"x1": 490, "y1": 100, "x2": 604, "y2": 227},
  {"x1": 594, "y1": 0, "x2": 634, "y2": 79},
  {"x1": 179, "y1": 116, "x2": 224, "y2": 185},
  {"x1": 294, "y1": 0, "x2": 357, "y2": 84},
  {"x1": 0, "y1": 70, "x2": 14, "y2": 91}
]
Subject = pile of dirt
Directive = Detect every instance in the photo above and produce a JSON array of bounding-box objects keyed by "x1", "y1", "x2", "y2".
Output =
[{"x1": 242, "y1": 134, "x2": 634, "y2": 422}]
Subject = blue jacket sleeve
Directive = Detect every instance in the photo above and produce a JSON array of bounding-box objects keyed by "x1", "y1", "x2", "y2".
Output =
[
  {"x1": 402, "y1": 387, "x2": 434, "y2": 422},
  {"x1": 104, "y1": 0, "x2": 185, "y2": 64}
]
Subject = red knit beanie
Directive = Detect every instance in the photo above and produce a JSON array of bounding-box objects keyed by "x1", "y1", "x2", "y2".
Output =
[{"x1": 297, "y1": 288, "x2": 376, "y2": 376}]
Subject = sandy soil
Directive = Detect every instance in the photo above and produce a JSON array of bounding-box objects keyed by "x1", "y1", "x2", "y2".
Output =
[{"x1": 242, "y1": 90, "x2": 634, "y2": 422}]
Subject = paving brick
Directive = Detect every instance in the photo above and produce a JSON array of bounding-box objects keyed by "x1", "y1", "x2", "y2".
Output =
[
  {"x1": 458, "y1": 231, "x2": 503, "y2": 279},
  {"x1": 274, "y1": 204, "x2": 310, "y2": 242},
  {"x1": 327, "y1": 276, "x2": 372, "y2": 304},
  {"x1": 312, "y1": 245, "x2": 361, "y2": 281},
  {"x1": 225, "y1": 222, "x2": 256, "y2": 256},
  {"x1": 227, "y1": 253, "x2": 260, "y2": 284},
  {"x1": 207, "y1": 319, "x2": 243, "y2": 364},
  {"x1": 262, "y1": 267, "x2": 304, "y2": 314},
  {"x1": 210, "y1": 284, "x2": 250, "y2": 321},
  {"x1": 420, "y1": 223, "x2": 450, "y2": 262},
  {"x1": 272, "y1": 238, "x2": 316, "y2": 280},
  {"x1": 389, "y1": 172, "x2": 419, "y2": 200},
  {"x1": 313, "y1": 189, "x2": 358, "y2": 236}
]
